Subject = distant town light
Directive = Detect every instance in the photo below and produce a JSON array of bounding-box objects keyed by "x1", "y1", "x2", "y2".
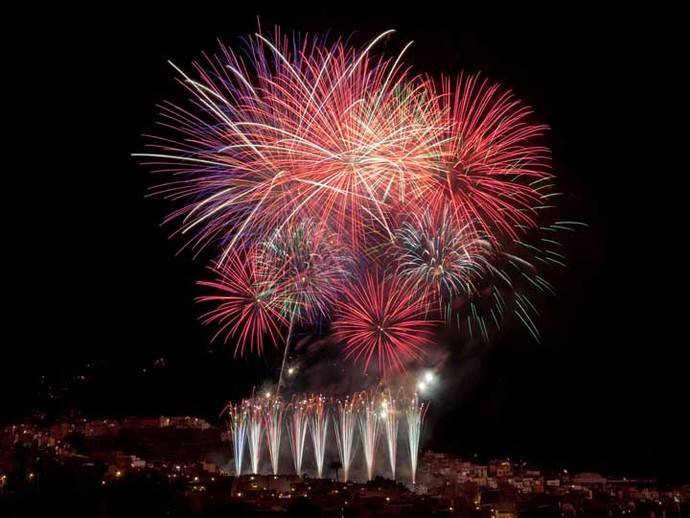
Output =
[{"x1": 424, "y1": 371, "x2": 434, "y2": 383}]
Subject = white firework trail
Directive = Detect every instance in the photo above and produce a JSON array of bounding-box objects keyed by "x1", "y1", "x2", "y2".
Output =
[
  {"x1": 263, "y1": 397, "x2": 285, "y2": 475},
  {"x1": 286, "y1": 397, "x2": 309, "y2": 476},
  {"x1": 380, "y1": 392, "x2": 399, "y2": 479},
  {"x1": 223, "y1": 401, "x2": 248, "y2": 476},
  {"x1": 405, "y1": 392, "x2": 428, "y2": 485},
  {"x1": 246, "y1": 398, "x2": 264, "y2": 474},
  {"x1": 307, "y1": 395, "x2": 329, "y2": 478},
  {"x1": 333, "y1": 397, "x2": 358, "y2": 482},
  {"x1": 357, "y1": 392, "x2": 380, "y2": 481}
]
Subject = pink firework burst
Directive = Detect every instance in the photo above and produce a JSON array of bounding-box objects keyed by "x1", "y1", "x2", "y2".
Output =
[
  {"x1": 422, "y1": 74, "x2": 552, "y2": 243},
  {"x1": 258, "y1": 219, "x2": 351, "y2": 325},
  {"x1": 332, "y1": 271, "x2": 438, "y2": 374},
  {"x1": 138, "y1": 29, "x2": 436, "y2": 258},
  {"x1": 196, "y1": 249, "x2": 286, "y2": 356}
]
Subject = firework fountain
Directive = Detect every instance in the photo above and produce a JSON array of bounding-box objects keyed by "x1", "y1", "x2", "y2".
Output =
[
  {"x1": 223, "y1": 402, "x2": 248, "y2": 476},
  {"x1": 222, "y1": 387, "x2": 428, "y2": 483},
  {"x1": 357, "y1": 392, "x2": 381, "y2": 481},
  {"x1": 286, "y1": 397, "x2": 309, "y2": 476},
  {"x1": 246, "y1": 399, "x2": 264, "y2": 474},
  {"x1": 333, "y1": 396, "x2": 358, "y2": 482},
  {"x1": 405, "y1": 392, "x2": 428, "y2": 485},
  {"x1": 380, "y1": 391, "x2": 399, "y2": 479},
  {"x1": 264, "y1": 396, "x2": 285, "y2": 475},
  {"x1": 307, "y1": 395, "x2": 329, "y2": 478}
]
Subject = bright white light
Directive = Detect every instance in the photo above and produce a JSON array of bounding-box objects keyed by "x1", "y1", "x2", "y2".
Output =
[
  {"x1": 424, "y1": 371, "x2": 434, "y2": 383},
  {"x1": 287, "y1": 367, "x2": 295, "y2": 375},
  {"x1": 417, "y1": 381, "x2": 427, "y2": 391},
  {"x1": 265, "y1": 391, "x2": 271, "y2": 398}
]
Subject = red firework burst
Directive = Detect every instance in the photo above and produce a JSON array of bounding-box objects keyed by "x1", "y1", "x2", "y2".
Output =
[
  {"x1": 139, "y1": 30, "x2": 435, "y2": 258},
  {"x1": 422, "y1": 74, "x2": 551, "y2": 242},
  {"x1": 196, "y1": 249, "x2": 287, "y2": 356},
  {"x1": 332, "y1": 271, "x2": 438, "y2": 374}
]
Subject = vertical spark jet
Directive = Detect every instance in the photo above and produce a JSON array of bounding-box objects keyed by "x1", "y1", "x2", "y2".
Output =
[
  {"x1": 380, "y1": 391, "x2": 399, "y2": 479},
  {"x1": 223, "y1": 402, "x2": 248, "y2": 476},
  {"x1": 333, "y1": 396, "x2": 358, "y2": 482},
  {"x1": 358, "y1": 392, "x2": 380, "y2": 481},
  {"x1": 286, "y1": 397, "x2": 309, "y2": 476},
  {"x1": 308, "y1": 395, "x2": 329, "y2": 478},
  {"x1": 246, "y1": 398, "x2": 264, "y2": 474},
  {"x1": 405, "y1": 392, "x2": 428, "y2": 485},
  {"x1": 264, "y1": 397, "x2": 285, "y2": 475}
]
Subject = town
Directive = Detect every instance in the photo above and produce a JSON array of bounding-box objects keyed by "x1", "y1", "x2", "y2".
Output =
[{"x1": 1, "y1": 416, "x2": 687, "y2": 516}]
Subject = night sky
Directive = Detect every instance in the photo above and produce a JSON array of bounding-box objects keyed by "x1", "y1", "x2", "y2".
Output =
[{"x1": 5, "y1": 7, "x2": 686, "y2": 483}]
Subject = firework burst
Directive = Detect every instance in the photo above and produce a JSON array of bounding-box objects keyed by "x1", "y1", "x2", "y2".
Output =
[
  {"x1": 259, "y1": 219, "x2": 351, "y2": 323},
  {"x1": 197, "y1": 249, "x2": 286, "y2": 356},
  {"x1": 137, "y1": 29, "x2": 435, "y2": 257},
  {"x1": 333, "y1": 271, "x2": 438, "y2": 374},
  {"x1": 423, "y1": 74, "x2": 552, "y2": 243},
  {"x1": 394, "y1": 208, "x2": 490, "y2": 310}
]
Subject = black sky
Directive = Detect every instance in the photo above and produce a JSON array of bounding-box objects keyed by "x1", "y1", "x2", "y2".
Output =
[{"x1": 5, "y1": 6, "x2": 686, "y2": 482}]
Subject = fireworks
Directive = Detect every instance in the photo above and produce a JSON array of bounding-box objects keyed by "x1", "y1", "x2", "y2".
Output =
[
  {"x1": 138, "y1": 29, "x2": 426, "y2": 257},
  {"x1": 394, "y1": 208, "x2": 490, "y2": 314},
  {"x1": 425, "y1": 74, "x2": 551, "y2": 243},
  {"x1": 197, "y1": 249, "x2": 286, "y2": 356},
  {"x1": 307, "y1": 395, "x2": 329, "y2": 478},
  {"x1": 333, "y1": 271, "x2": 439, "y2": 373},
  {"x1": 258, "y1": 219, "x2": 351, "y2": 389},
  {"x1": 139, "y1": 26, "x2": 574, "y2": 375},
  {"x1": 222, "y1": 401, "x2": 248, "y2": 476},
  {"x1": 405, "y1": 392, "x2": 428, "y2": 485},
  {"x1": 260, "y1": 219, "x2": 350, "y2": 324},
  {"x1": 357, "y1": 391, "x2": 381, "y2": 481},
  {"x1": 380, "y1": 391, "x2": 399, "y2": 479},
  {"x1": 135, "y1": 24, "x2": 582, "y2": 491},
  {"x1": 246, "y1": 399, "x2": 264, "y2": 474},
  {"x1": 333, "y1": 397, "x2": 358, "y2": 482},
  {"x1": 263, "y1": 397, "x2": 285, "y2": 475},
  {"x1": 286, "y1": 397, "x2": 309, "y2": 476},
  {"x1": 222, "y1": 387, "x2": 428, "y2": 483}
]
